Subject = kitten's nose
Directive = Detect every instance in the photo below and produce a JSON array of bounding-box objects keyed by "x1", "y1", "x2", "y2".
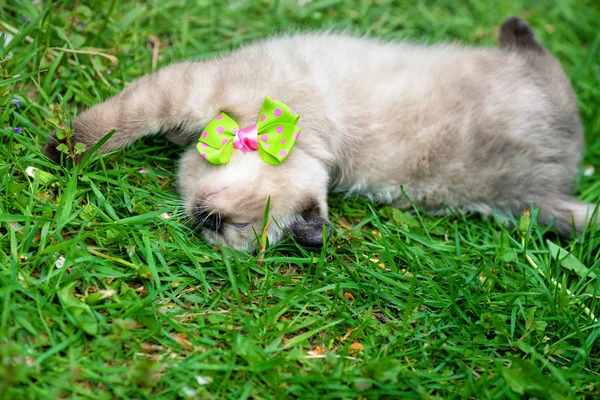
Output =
[{"x1": 194, "y1": 203, "x2": 221, "y2": 232}]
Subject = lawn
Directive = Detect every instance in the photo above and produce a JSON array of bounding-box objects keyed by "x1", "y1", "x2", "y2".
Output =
[{"x1": 1, "y1": 0, "x2": 599, "y2": 399}]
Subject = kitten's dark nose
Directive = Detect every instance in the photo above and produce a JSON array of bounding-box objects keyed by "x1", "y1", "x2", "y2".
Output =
[{"x1": 194, "y1": 203, "x2": 221, "y2": 232}]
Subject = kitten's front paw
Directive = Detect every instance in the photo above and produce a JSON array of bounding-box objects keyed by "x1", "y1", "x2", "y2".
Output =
[
  {"x1": 44, "y1": 130, "x2": 89, "y2": 163},
  {"x1": 44, "y1": 130, "x2": 65, "y2": 163}
]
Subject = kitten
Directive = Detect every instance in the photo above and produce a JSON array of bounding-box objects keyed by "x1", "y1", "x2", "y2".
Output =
[{"x1": 46, "y1": 17, "x2": 597, "y2": 251}]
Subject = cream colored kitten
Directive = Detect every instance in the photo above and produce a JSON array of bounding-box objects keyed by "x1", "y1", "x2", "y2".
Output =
[{"x1": 46, "y1": 17, "x2": 597, "y2": 251}]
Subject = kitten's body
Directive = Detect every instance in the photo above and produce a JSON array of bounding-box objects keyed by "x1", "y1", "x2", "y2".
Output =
[{"x1": 47, "y1": 18, "x2": 596, "y2": 250}]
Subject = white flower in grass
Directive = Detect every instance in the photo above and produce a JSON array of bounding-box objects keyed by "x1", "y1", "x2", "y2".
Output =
[
  {"x1": 25, "y1": 166, "x2": 36, "y2": 178},
  {"x1": 195, "y1": 376, "x2": 212, "y2": 386},
  {"x1": 55, "y1": 256, "x2": 66, "y2": 269},
  {"x1": 99, "y1": 289, "x2": 116, "y2": 299},
  {"x1": 182, "y1": 387, "x2": 196, "y2": 397},
  {"x1": 2, "y1": 33, "x2": 14, "y2": 59},
  {"x1": 25, "y1": 166, "x2": 57, "y2": 185}
]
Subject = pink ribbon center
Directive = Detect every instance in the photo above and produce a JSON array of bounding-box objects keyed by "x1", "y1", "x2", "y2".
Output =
[{"x1": 232, "y1": 125, "x2": 258, "y2": 152}]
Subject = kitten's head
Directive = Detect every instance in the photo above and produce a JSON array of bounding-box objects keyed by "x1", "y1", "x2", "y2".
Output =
[{"x1": 177, "y1": 146, "x2": 330, "y2": 251}]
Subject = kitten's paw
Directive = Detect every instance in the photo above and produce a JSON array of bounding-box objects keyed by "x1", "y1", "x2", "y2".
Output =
[
  {"x1": 44, "y1": 129, "x2": 89, "y2": 163},
  {"x1": 44, "y1": 130, "x2": 65, "y2": 163}
]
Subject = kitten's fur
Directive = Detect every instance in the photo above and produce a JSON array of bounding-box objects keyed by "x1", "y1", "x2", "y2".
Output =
[{"x1": 46, "y1": 17, "x2": 598, "y2": 251}]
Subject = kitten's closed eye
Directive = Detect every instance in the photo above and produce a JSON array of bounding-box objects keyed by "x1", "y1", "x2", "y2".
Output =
[{"x1": 230, "y1": 222, "x2": 250, "y2": 229}]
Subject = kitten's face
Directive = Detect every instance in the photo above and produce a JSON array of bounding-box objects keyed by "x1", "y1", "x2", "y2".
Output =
[{"x1": 177, "y1": 146, "x2": 330, "y2": 251}]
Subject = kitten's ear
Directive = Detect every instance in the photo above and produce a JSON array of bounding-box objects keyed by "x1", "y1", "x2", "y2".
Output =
[{"x1": 287, "y1": 203, "x2": 331, "y2": 248}]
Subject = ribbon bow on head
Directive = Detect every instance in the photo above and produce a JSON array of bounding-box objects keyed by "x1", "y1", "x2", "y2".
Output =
[{"x1": 196, "y1": 96, "x2": 301, "y2": 165}]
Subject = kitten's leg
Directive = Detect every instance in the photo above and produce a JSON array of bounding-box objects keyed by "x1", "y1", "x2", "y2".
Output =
[{"x1": 45, "y1": 61, "x2": 218, "y2": 162}]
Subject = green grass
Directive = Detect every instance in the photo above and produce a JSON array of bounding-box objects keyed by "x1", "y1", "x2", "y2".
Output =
[{"x1": 1, "y1": 0, "x2": 599, "y2": 398}]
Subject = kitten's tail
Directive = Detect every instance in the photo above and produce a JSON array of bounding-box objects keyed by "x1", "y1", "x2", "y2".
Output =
[
  {"x1": 498, "y1": 17, "x2": 546, "y2": 53},
  {"x1": 535, "y1": 197, "x2": 600, "y2": 237}
]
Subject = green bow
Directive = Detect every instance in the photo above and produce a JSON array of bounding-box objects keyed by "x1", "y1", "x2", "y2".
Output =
[{"x1": 196, "y1": 96, "x2": 301, "y2": 165}]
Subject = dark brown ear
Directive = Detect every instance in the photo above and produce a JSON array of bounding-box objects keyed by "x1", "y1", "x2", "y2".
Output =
[{"x1": 287, "y1": 202, "x2": 331, "y2": 248}]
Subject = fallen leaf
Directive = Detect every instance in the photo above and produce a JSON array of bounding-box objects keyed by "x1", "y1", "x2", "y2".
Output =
[
  {"x1": 349, "y1": 342, "x2": 364, "y2": 354},
  {"x1": 338, "y1": 217, "x2": 354, "y2": 229},
  {"x1": 307, "y1": 344, "x2": 327, "y2": 356},
  {"x1": 9, "y1": 222, "x2": 24, "y2": 234},
  {"x1": 140, "y1": 342, "x2": 163, "y2": 354},
  {"x1": 171, "y1": 332, "x2": 192, "y2": 350},
  {"x1": 137, "y1": 286, "x2": 149, "y2": 297},
  {"x1": 341, "y1": 328, "x2": 354, "y2": 341},
  {"x1": 35, "y1": 191, "x2": 52, "y2": 201},
  {"x1": 147, "y1": 34, "x2": 165, "y2": 48}
]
